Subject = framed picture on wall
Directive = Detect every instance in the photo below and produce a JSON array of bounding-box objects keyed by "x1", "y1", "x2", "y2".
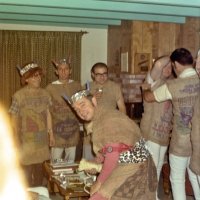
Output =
[
  {"x1": 121, "y1": 52, "x2": 129, "y2": 72},
  {"x1": 134, "y1": 53, "x2": 151, "y2": 74}
]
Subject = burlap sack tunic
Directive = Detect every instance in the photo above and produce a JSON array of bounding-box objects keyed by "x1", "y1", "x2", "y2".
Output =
[
  {"x1": 166, "y1": 75, "x2": 200, "y2": 157},
  {"x1": 89, "y1": 80, "x2": 123, "y2": 110},
  {"x1": 46, "y1": 81, "x2": 82, "y2": 147},
  {"x1": 84, "y1": 80, "x2": 123, "y2": 145},
  {"x1": 140, "y1": 79, "x2": 173, "y2": 146},
  {"x1": 10, "y1": 86, "x2": 51, "y2": 165},
  {"x1": 190, "y1": 95, "x2": 200, "y2": 175},
  {"x1": 91, "y1": 107, "x2": 157, "y2": 200}
]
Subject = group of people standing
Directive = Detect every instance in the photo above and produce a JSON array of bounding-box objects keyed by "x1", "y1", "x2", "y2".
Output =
[
  {"x1": 9, "y1": 47, "x2": 200, "y2": 200},
  {"x1": 9, "y1": 58, "x2": 82, "y2": 187},
  {"x1": 8, "y1": 60, "x2": 127, "y2": 187},
  {"x1": 143, "y1": 48, "x2": 200, "y2": 200}
]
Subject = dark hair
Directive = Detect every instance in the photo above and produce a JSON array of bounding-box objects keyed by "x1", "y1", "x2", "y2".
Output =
[
  {"x1": 21, "y1": 67, "x2": 43, "y2": 86},
  {"x1": 91, "y1": 62, "x2": 108, "y2": 73},
  {"x1": 170, "y1": 48, "x2": 193, "y2": 66}
]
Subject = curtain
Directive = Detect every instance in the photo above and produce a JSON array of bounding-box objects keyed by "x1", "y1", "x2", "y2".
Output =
[{"x1": 0, "y1": 30, "x2": 83, "y2": 109}]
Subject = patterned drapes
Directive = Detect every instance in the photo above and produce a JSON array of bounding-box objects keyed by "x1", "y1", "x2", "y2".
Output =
[{"x1": 0, "y1": 30, "x2": 83, "y2": 109}]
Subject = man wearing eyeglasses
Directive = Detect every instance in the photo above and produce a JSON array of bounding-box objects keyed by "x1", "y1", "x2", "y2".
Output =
[
  {"x1": 82, "y1": 62, "x2": 126, "y2": 160},
  {"x1": 90, "y1": 62, "x2": 126, "y2": 114}
]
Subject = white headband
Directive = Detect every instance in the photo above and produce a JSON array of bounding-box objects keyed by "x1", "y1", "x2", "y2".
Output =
[
  {"x1": 17, "y1": 63, "x2": 38, "y2": 76},
  {"x1": 63, "y1": 90, "x2": 90, "y2": 105}
]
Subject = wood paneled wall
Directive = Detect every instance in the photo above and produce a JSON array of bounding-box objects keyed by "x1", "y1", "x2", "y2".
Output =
[{"x1": 108, "y1": 17, "x2": 200, "y2": 74}]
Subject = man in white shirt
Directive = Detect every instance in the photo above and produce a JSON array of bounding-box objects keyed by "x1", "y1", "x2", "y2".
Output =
[
  {"x1": 144, "y1": 48, "x2": 200, "y2": 200},
  {"x1": 46, "y1": 59, "x2": 82, "y2": 162}
]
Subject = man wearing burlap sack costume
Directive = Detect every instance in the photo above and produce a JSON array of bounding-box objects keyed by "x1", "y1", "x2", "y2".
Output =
[
  {"x1": 83, "y1": 62, "x2": 126, "y2": 160},
  {"x1": 89, "y1": 62, "x2": 126, "y2": 113},
  {"x1": 140, "y1": 56, "x2": 173, "y2": 200},
  {"x1": 144, "y1": 48, "x2": 200, "y2": 200},
  {"x1": 189, "y1": 51, "x2": 200, "y2": 185},
  {"x1": 190, "y1": 95, "x2": 200, "y2": 185},
  {"x1": 64, "y1": 90, "x2": 157, "y2": 200},
  {"x1": 9, "y1": 62, "x2": 55, "y2": 187},
  {"x1": 46, "y1": 58, "x2": 82, "y2": 162}
]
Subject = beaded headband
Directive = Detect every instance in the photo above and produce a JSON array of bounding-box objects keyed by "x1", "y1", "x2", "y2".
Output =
[{"x1": 17, "y1": 62, "x2": 38, "y2": 76}]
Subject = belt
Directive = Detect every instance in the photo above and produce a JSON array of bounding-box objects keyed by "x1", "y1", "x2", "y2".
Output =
[{"x1": 100, "y1": 143, "x2": 132, "y2": 154}]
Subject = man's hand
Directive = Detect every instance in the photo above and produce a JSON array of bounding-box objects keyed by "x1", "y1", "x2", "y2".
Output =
[
  {"x1": 143, "y1": 90, "x2": 156, "y2": 102},
  {"x1": 85, "y1": 168, "x2": 98, "y2": 175},
  {"x1": 94, "y1": 89, "x2": 103, "y2": 100},
  {"x1": 90, "y1": 180, "x2": 102, "y2": 196}
]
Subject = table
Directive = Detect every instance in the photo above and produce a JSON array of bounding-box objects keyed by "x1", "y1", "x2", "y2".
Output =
[{"x1": 44, "y1": 162, "x2": 89, "y2": 200}]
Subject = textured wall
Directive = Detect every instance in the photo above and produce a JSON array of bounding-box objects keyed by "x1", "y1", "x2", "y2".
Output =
[{"x1": 108, "y1": 17, "x2": 200, "y2": 74}]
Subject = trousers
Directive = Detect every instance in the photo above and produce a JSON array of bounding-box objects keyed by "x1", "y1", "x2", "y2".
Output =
[
  {"x1": 51, "y1": 146, "x2": 76, "y2": 162},
  {"x1": 169, "y1": 154, "x2": 200, "y2": 200},
  {"x1": 147, "y1": 140, "x2": 168, "y2": 200}
]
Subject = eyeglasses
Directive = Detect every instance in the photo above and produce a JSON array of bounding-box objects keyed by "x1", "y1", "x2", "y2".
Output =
[{"x1": 94, "y1": 72, "x2": 108, "y2": 77}]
